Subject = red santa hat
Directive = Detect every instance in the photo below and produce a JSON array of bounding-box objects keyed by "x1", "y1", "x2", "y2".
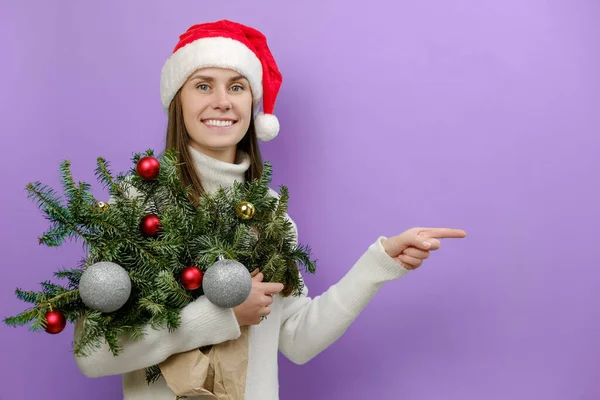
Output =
[{"x1": 160, "y1": 20, "x2": 282, "y2": 141}]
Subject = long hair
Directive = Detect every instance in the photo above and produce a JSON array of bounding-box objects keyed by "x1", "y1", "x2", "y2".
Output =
[{"x1": 164, "y1": 91, "x2": 264, "y2": 205}]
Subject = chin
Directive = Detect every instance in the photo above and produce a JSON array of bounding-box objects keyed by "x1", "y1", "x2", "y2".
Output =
[
  {"x1": 197, "y1": 137, "x2": 241, "y2": 151},
  {"x1": 188, "y1": 125, "x2": 247, "y2": 153}
]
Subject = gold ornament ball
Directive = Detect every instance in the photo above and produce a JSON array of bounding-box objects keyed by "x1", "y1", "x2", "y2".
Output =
[
  {"x1": 95, "y1": 201, "x2": 110, "y2": 211},
  {"x1": 236, "y1": 201, "x2": 255, "y2": 220}
]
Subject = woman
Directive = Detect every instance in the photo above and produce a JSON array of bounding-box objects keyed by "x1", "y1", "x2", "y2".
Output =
[{"x1": 74, "y1": 19, "x2": 466, "y2": 400}]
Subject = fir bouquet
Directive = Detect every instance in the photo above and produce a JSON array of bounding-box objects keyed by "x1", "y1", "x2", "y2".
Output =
[{"x1": 3, "y1": 149, "x2": 316, "y2": 383}]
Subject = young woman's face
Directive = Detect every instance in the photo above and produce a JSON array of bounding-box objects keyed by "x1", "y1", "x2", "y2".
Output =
[{"x1": 180, "y1": 67, "x2": 253, "y2": 162}]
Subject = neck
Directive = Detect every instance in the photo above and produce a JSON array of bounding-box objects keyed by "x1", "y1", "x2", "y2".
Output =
[{"x1": 188, "y1": 146, "x2": 251, "y2": 194}]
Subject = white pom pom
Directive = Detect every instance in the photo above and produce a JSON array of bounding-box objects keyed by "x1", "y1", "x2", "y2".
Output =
[{"x1": 254, "y1": 112, "x2": 279, "y2": 141}]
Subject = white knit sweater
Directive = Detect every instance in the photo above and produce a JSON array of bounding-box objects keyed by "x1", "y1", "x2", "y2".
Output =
[{"x1": 74, "y1": 147, "x2": 410, "y2": 399}]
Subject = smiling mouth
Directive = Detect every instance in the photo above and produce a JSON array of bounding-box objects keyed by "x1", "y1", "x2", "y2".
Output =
[{"x1": 202, "y1": 119, "x2": 237, "y2": 128}]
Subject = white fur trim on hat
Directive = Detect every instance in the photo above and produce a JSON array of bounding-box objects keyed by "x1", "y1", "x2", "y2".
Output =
[
  {"x1": 160, "y1": 37, "x2": 263, "y2": 110},
  {"x1": 254, "y1": 112, "x2": 279, "y2": 141}
]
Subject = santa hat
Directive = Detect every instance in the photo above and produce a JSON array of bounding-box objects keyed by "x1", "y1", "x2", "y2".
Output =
[{"x1": 160, "y1": 20, "x2": 282, "y2": 141}]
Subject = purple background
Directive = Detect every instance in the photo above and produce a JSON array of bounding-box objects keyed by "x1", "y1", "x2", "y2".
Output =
[{"x1": 1, "y1": 0, "x2": 599, "y2": 399}]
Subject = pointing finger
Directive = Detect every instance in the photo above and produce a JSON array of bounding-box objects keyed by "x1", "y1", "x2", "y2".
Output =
[
  {"x1": 411, "y1": 236, "x2": 440, "y2": 251},
  {"x1": 419, "y1": 228, "x2": 467, "y2": 239}
]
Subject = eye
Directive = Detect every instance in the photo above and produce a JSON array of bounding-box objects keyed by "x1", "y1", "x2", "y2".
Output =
[
  {"x1": 230, "y1": 84, "x2": 244, "y2": 92},
  {"x1": 196, "y1": 84, "x2": 210, "y2": 91}
]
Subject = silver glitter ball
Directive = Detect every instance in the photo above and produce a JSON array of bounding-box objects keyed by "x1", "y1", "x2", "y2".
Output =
[
  {"x1": 203, "y1": 259, "x2": 252, "y2": 308},
  {"x1": 79, "y1": 261, "x2": 132, "y2": 313}
]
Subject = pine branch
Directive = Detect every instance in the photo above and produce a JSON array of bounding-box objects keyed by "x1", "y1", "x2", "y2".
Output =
[
  {"x1": 104, "y1": 329, "x2": 123, "y2": 356},
  {"x1": 77, "y1": 182, "x2": 95, "y2": 205},
  {"x1": 145, "y1": 365, "x2": 162, "y2": 384},
  {"x1": 27, "y1": 182, "x2": 87, "y2": 245},
  {"x1": 54, "y1": 267, "x2": 83, "y2": 289},
  {"x1": 139, "y1": 298, "x2": 166, "y2": 316},
  {"x1": 30, "y1": 309, "x2": 48, "y2": 332},
  {"x1": 88, "y1": 215, "x2": 165, "y2": 267},
  {"x1": 95, "y1": 157, "x2": 122, "y2": 196},
  {"x1": 37, "y1": 225, "x2": 72, "y2": 247},
  {"x1": 274, "y1": 185, "x2": 289, "y2": 218},
  {"x1": 127, "y1": 325, "x2": 146, "y2": 341},
  {"x1": 39, "y1": 281, "x2": 69, "y2": 299},
  {"x1": 73, "y1": 312, "x2": 105, "y2": 357},
  {"x1": 154, "y1": 270, "x2": 193, "y2": 311},
  {"x1": 59, "y1": 161, "x2": 79, "y2": 204},
  {"x1": 5, "y1": 284, "x2": 81, "y2": 332},
  {"x1": 292, "y1": 244, "x2": 318, "y2": 274},
  {"x1": 195, "y1": 235, "x2": 230, "y2": 266},
  {"x1": 231, "y1": 224, "x2": 254, "y2": 257},
  {"x1": 14, "y1": 288, "x2": 44, "y2": 304},
  {"x1": 3, "y1": 308, "x2": 40, "y2": 328}
]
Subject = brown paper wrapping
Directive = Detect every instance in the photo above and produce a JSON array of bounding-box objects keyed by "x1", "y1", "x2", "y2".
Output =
[
  {"x1": 159, "y1": 270, "x2": 258, "y2": 400},
  {"x1": 159, "y1": 326, "x2": 249, "y2": 399}
]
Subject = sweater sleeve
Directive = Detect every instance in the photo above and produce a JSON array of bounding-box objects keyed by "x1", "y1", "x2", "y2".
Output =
[
  {"x1": 74, "y1": 296, "x2": 241, "y2": 377},
  {"x1": 278, "y1": 236, "x2": 409, "y2": 365}
]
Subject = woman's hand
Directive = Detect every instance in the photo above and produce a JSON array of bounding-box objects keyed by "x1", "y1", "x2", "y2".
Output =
[
  {"x1": 233, "y1": 271, "x2": 283, "y2": 326},
  {"x1": 381, "y1": 227, "x2": 467, "y2": 270}
]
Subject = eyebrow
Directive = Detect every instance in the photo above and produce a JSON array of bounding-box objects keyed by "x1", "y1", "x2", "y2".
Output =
[{"x1": 189, "y1": 74, "x2": 248, "y2": 83}]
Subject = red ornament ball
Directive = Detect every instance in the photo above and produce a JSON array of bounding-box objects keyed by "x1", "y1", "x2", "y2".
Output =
[
  {"x1": 180, "y1": 266, "x2": 203, "y2": 290},
  {"x1": 44, "y1": 310, "x2": 66, "y2": 334},
  {"x1": 136, "y1": 156, "x2": 160, "y2": 180},
  {"x1": 140, "y1": 214, "x2": 161, "y2": 237}
]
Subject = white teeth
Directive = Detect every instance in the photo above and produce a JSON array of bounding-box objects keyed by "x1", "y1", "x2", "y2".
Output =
[{"x1": 204, "y1": 120, "x2": 233, "y2": 127}]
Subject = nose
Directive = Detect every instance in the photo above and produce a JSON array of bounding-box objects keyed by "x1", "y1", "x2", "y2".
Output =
[{"x1": 211, "y1": 88, "x2": 231, "y2": 111}]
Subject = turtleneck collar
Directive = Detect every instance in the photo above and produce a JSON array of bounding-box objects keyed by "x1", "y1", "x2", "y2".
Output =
[{"x1": 188, "y1": 146, "x2": 251, "y2": 194}]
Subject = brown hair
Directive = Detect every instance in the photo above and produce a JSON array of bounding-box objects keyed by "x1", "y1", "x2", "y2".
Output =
[{"x1": 164, "y1": 91, "x2": 264, "y2": 205}]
